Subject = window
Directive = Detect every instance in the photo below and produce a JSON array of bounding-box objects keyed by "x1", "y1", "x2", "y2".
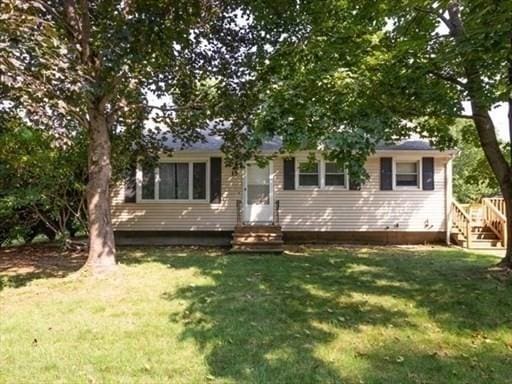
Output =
[
  {"x1": 325, "y1": 162, "x2": 346, "y2": 187},
  {"x1": 140, "y1": 161, "x2": 207, "y2": 201},
  {"x1": 159, "y1": 163, "x2": 189, "y2": 199},
  {"x1": 395, "y1": 161, "x2": 419, "y2": 187},
  {"x1": 298, "y1": 161, "x2": 319, "y2": 187}
]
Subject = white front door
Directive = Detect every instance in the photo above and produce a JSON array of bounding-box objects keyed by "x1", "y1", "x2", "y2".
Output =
[{"x1": 244, "y1": 161, "x2": 273, "y2": 224}]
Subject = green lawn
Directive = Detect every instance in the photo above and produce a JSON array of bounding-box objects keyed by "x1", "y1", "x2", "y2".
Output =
[{"x1": 1, "y1": 246, "x2": 512, "y2": 384}]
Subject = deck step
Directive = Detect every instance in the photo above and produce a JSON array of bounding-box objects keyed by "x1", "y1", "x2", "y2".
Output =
[
  {"x1": 229, "y1": 247, "x2": 284, "y2": 254},
  {"x1": 234, "y1": 225, "x2": 282, "y2": 234},
  {"x1": 233, "y1": 234, "x2": 282, "y2": 241}
]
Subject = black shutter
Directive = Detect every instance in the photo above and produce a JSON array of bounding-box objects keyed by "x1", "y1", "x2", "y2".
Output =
[
  {"x1": 380, "y1": 157, "x2": 393, "y2": 190},
  {"x1": 422, "y1": 157, "x2": 435, "y2": 190},
  {"x1": 210, "y1": 157, "x2": 222, "y2": 203},
  {"x1": 283, "y1": 158, "x2": 295, "y2": 190},
  {"x1": 124, "y1": 165, "x2": 137, "y2": 203}
]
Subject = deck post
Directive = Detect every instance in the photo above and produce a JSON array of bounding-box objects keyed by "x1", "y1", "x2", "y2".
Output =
[{"x1": 466, "y1": 220, "x2": 472, "y2": 248}]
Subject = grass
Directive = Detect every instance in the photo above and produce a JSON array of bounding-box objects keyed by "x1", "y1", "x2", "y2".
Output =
[{"x1": 1, "y1": 245, "x2": 512, "y2": 384}]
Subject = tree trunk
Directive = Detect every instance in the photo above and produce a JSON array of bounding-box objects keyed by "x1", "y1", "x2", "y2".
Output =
[
  {"x1": 85, "y1": 104, "x2": 117, "y2": 273},
  {"x1": 500, "y1": 193, "x2": 512, "y2": 267},
  {"x1": 471, "y1": 106, "x2": 512, "y2": 268}
]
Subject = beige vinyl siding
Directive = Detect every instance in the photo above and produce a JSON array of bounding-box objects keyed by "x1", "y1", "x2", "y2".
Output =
[
  {"x1": 111, "y1": 153, "x2": 448, "y2": 232},
  {"x1": 111, "y1": 154, "x2": 241, "y2": 231},
  {"x1": 275, "y1": 157, "x2": 447, "y2": 232}
]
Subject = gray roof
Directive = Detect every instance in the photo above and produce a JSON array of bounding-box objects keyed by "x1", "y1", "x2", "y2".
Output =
[
  {"x1": 162, "y1": 131, "x2": 283, "y2": 152},
  {"x1": 161, "y1": 127, "x2": 438, "y2": 152},
  {"x1": 375, "y1": 139, "x2": 435, "y2": 151}
]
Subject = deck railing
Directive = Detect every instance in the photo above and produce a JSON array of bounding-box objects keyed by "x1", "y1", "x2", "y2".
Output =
[
  {"x1": 486, "y1": 197, "x2": 506, "y2": 216},
  {"x1": 452, "y1": 200, "x2": 472, "y2": 248},
  {"x1": 482, "y1": 198, "x2": 507, "y2": 247},
  {"x1": 236, "y1": 200, "x2": 242, "y2": 226}
]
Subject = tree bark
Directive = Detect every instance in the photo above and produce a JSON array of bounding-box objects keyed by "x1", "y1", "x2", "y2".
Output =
[
  {"x1": 85, "y1": 104, "x2": 117, "y2": 273},
  {"x1": 446, "y1": 1, "x2": 512, "y2": 268}
]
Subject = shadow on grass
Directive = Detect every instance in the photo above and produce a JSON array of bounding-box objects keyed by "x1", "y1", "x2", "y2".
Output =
[
  {"x1": 0, "y1": 244, "x2": 86, "y2": 291},
  {"x1": 120, "y1": 246, "x2": 512, "y2": 383}
]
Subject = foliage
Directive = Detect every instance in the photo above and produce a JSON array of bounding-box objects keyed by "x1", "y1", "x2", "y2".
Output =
[
  {"x1": 248, "y1": 1, "x2": 510, "y2": 183},
  {"x1": 0, "y1": 116, "x2": 87, "y2": 245},
  {"x1": 0, "y1": 0, "x2": 299, "y2": 265},
  {"x1": 452, "y1": 121, "x2": 501, "y2": 203},
  {"x1": 1, "y1": 246, "x2": 511, "y2": 383},
  {"x1": 0, "y1": 0, "x2": 295, "y2": 170}
]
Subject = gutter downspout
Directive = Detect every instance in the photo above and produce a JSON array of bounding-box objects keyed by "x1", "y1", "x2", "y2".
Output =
[{"x1": 445, "y1": 156, "x2": 454, "y2": 245}]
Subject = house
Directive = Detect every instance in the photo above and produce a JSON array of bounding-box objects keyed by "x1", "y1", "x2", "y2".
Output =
[{"x1": 111, "y1": 133, "x2": 458, "y2": 251}]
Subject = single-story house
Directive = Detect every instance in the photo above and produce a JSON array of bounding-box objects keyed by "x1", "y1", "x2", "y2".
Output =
[{"x1": 111, "y1": 134, "x2": 456, "y2": 250}]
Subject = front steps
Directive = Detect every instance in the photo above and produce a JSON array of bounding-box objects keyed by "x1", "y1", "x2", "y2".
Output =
[{"x1": 231, "y1": 225, "x2": 284, "y2": 253}]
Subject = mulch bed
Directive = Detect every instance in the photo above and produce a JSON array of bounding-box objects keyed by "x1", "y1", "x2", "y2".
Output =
[{"x1": 0, "y1": 244, "x2": 87, "y2": 280}]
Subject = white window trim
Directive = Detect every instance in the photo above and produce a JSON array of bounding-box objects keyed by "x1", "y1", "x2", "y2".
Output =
[
  {"x1": 393, "y1": 158, "x2": 422, "y2": 190},
  {"x1": 295, "y1": 158, "x2": 349, "y2": 190},
  {"x1": 136, "y1": 159, "x2": 210, "y2": 203}
]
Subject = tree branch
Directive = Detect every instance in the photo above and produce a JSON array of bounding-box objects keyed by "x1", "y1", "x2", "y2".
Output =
[
  {"x1": 428, "y1": 70, "x2": 467, "y2": 88},
  {"x1": 414, "y1": 5, "x2": 451, "y2": 31},
  {"x1": 77, "y1": 0, "x2": 91, "y2": 64},
  {"x1": 32, "y1": 205, "x2": 60, "y2": 236}
]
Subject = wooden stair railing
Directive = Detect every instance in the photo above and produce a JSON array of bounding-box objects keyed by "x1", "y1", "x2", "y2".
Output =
[
  {"x1": 486, "y1": 197, "x2": 506, "y2": 216},
  {"x1": 452, "y1": 201, "x2": 472, "y2": 248},
  {"x1": 236, "y1": 200, "x2": 242, "y2": 226},
  {"x1": 482, "y1": 198, "x2": 507, "y2": 247}
]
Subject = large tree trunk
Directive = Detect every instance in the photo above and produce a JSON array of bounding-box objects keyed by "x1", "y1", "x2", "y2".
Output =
[
  {"x1": 85, "y1": 104, "x2": 116, "y2": 273},
  {"x1": 447, "y1": 1, "x2": 512, "y2": 268},
  {"x1": 471, "y1": 106, "x2": 512, "y2": 268}
]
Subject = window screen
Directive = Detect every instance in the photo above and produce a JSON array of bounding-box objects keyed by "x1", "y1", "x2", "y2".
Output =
[
  {"x1": 298, "y1": 162, "x2": 319, "y2": 186},
  {"x1": 396, "y1": 161, "x2": 419, "y2": 187},
  {"x1": 325, "y1": 162, "x2": 345, "y2": 186}
]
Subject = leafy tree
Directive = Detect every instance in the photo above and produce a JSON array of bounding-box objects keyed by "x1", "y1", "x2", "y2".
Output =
[
  {"x1": 0, "y1": 116, "x2": 87, "y2": 245},
  {"x1": 251, "y1": 1, "x2": 512, "y2": 267},
  {"x1": 0, "y1": 0, "x2": 292, "y2": 272},
  {"x1": 452, "y1": 121, "x2": 500, "y2": 203}
]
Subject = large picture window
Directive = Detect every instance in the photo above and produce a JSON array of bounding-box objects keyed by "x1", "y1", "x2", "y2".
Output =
[
  {"x1": 395, "y1": 161, "x2": 419, "y2": 187},
  {"x1": 140, "y1": 161, "x2": 207, "y2": 201}
]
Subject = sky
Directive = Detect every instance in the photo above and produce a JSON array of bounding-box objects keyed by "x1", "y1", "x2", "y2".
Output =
[{"x1": 464, "y1": 102, "x2": 509, "y2": 141}]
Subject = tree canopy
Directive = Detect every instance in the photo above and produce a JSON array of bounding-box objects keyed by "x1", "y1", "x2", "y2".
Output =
[{"x1": 2, "y1": 1, "x2": 512, "y2": 269}]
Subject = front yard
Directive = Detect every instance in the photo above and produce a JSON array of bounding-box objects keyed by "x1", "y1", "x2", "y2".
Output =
[{"x1": 1, "y1": 245, "x2": 512, "y2": 383}]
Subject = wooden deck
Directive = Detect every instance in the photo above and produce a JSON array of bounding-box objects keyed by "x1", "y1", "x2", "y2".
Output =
[{"x1": 451, "y1": 198, "x2": 507, "y2": 249}]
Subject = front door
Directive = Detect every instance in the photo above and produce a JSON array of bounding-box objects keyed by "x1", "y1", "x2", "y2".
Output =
[{"x1": 244, "y1": 162, "x2": 273, "y2": 224}]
